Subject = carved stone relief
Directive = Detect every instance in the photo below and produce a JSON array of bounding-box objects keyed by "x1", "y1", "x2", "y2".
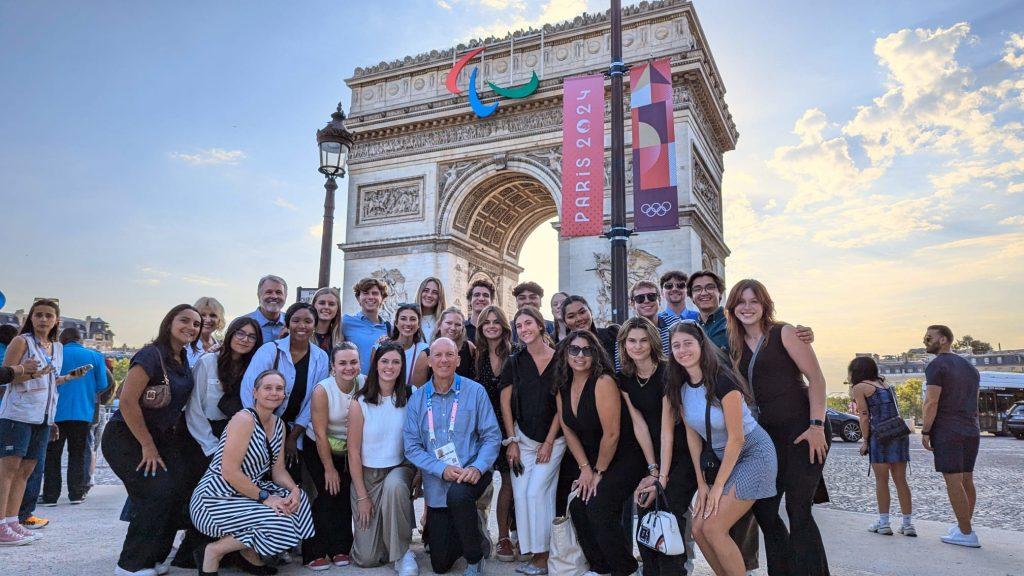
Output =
[
  {"x1": 591, "y1": 247, "x2": 663, "y2": 324},
  {"x1": 691, "y1": 149, "x2": 722, "y2": 228},
  {"x1": 357, "y1": 177, "x2": 424, "y2": 226},
  {"x1": 371, "y1": 267, "x2": 409, "y2": 322}
]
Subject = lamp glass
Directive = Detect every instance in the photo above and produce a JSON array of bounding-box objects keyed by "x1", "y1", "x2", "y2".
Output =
[{"x1": 319, "y1": 140, "x2": 349, "y2": 176}]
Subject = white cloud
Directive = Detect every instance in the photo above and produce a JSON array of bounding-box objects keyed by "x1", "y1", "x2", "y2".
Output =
[
  {"x1": 1000, "y1": 215, "x2": 1024, "y2": 226},
  {"x1": 273, "y1": 197, "x2": 298, "y2": 211},
  {"x1": 170, "y1": 148, "x2": 246, "y2": 165},
  {"x1": 1004, "y1": 33, "x2": 1024, "y2": 68},
  {"x1": 181, "y1": 274, "x2": 227, "y2": 287},
  {"x1": 437, "y1": 0, "x2": 452, "y2": 8},
  {"x1": 308, "y1": 223, "x2": 323, "y2": 238},
  {"x1": 465, "y1": 0, "x2": 591, "y2": 40},
  {"x1": 135, "y1": 266, "x2": 171, "y2": 286}
]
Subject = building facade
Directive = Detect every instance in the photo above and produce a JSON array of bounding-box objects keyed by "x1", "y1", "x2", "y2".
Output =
[
  {"x1": 337, "y1": 0, "x2": 737, "y2": 322},
  {"x1": 859, "y1": 349, "x2": 1024, "y2": 384},
  {"x1": 0, "y1": 311, "x2": 115, "y2": 352}
]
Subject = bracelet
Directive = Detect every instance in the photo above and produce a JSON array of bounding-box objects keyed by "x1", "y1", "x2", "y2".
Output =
[
  {"x1": 647, "y1": 463, "x2": 659, "y2": 472},
  {"x1": 579, "y1": 462, "x2": 590, "y2": 470},
  {"x1": 357, "y1": 495, "x2": 369, "y2": 502},
  {"x1": 501, "y1": 436, "x2": 520, "y2": 447}
]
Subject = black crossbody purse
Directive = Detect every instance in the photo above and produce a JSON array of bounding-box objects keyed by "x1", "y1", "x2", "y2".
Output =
[
  {"x1": 700, "y1": 382, "x2": 721, "y2": 485},
  {"x1": 871, "y1": 385, "x2": 911, "y2": 444}
]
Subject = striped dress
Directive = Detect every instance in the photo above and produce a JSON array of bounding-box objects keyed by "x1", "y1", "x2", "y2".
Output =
[{"x1": 190, "y1": 408, "x2": 315, "y2": 556}]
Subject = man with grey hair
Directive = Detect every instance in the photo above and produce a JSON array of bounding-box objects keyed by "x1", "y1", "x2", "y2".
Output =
[
  {"x1": 404, "y1": 338, "x2": 501, "y2": 576},
  {"x1": 245, "y1": 274, "x2": 288, "y2": 343}
]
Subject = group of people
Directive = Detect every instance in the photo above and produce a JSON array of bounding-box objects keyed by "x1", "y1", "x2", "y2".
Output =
[{"x1": 0, "y1": 270, "x2": 985, "y2": 576}]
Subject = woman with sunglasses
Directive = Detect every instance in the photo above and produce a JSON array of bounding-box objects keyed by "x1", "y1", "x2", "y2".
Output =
[
  {"x1": 500, "y1": 306, "x2": 562, "y2": 575},
  {"x1": 556, "y1": 330, "x2": 645, "y2": 576},
  {"x1": 559, "y1": 296, "x2": 619, "y2": 367}
]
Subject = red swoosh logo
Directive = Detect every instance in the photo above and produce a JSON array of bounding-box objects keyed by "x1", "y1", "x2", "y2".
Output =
[{"x1": 446, "y1": 47, "x2": 485, "y2": 95}]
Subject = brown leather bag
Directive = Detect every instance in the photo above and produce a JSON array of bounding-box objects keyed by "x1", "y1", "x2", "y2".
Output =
[{"x1": 139, "y1": 349, "x2": 172, "y2": 410}]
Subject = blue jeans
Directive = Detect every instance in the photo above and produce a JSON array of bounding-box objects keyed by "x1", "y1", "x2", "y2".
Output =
[{"x1": 18, "y1": 456, "x2": 44, "y2": 521}]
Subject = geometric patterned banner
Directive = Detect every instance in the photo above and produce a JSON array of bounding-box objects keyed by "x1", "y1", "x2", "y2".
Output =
[
  {"x1": 630, "y1": 58, "x2": 679, "y2": 231},
  {"x1": 561, "y1": 74, "x2": 606, "y2": 237}
]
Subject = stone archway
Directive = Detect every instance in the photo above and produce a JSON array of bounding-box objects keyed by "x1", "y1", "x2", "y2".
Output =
[{"x1": 336, "y1": 0, "x2": 738, "y2": 321}]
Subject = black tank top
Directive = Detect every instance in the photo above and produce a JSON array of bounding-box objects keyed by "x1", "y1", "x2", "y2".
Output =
[
  {"x1": 560, "y1": 373, "x2": 638, "y2": 466},
  {"x1": 738, "y1": 322, "x2": 809, "y2": 428}
]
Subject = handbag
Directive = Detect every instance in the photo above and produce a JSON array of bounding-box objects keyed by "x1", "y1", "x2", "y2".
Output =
[
  {"x1": 636, "y1": 484, "x2": 685, "y2": 555},
  {"x1": 871, "y1": 385, "x2": 910, "y2": 444},
  {"x1": 700, "y1": 387, "x2": 721, "y2": 485},
  {"x1": 327, "y1": 436, "x2": 348, "y2": 456},
  {"x1": 548, "y1": 489, "x2": 587, "y2": 576},
  {"x1": 139, "y1": 349, "x2": 172, "y2": 410}
]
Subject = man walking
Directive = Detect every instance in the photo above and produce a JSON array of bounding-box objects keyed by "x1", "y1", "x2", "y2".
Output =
[
  {"x1": 245, "y1": 274, "x2": 288, "y2": 343},
  {"x1": 404, "y1": 338, "x2": 501, "y2": 575},
  {"x1": 921, "y1": 324, "x2": 982, "y2": 548}
]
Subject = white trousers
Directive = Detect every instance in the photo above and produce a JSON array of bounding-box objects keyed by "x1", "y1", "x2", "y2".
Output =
[{"x1": 510, "y1": 425, "x2": 566, "y2": 554}]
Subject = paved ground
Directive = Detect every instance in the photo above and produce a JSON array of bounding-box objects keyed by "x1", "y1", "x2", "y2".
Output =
[{"x1": 8, "y1": 433, "x2": 1022, "y2": 575}]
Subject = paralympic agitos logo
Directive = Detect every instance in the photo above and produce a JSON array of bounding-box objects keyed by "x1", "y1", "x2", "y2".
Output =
[{"x1": 446, "y1": 47, "x2": 540, "y2": 118}]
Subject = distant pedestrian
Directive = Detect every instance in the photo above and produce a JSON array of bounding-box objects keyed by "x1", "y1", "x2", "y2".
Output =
[
  {"x1": 921, "y1": 324, "x2": 982, "y2": 548},
  {"x1": 246, "y1": 275, "x2": 289, "y2": 343},
  {"x1": 849, "y1": 356, "x2": 914, "y2": 537},
  {"x1": 41, "y1": 327, "x2": 109, "y2": 506}
]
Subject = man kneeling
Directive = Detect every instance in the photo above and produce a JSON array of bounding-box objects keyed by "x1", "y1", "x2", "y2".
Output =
[{"x1": 404, "y1": 338, "x2": 501, "y2": 575}]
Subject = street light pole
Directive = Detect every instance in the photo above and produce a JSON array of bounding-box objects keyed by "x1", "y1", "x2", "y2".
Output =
[
  {"x1": 318, "y1": 176, "x2": 338, "y2": 288},
  {"x1": 607, "y1": 0, "x2": 632, "y2": 324}
]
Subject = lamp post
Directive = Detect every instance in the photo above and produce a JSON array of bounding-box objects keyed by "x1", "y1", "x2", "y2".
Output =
[
  {"x1": 315, "y1": 103, "x2": 354, "y2": 288},
  {"x1": 606, "y1": 0, "x2": 632, "y2": 324}
]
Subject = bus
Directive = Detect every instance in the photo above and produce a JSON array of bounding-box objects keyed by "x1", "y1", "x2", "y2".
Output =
[{"x1": 925, "y1": 372, "x2": 1024, "y2": 434}]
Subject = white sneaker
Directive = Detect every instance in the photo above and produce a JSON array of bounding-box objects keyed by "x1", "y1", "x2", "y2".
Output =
[
  {"x1": 868, "y1": 521, "x2": 893, "y2": 535},
  {"x1": 897, "y1": 523, "x2": 917, "y2": 537},
  {"x1": 397, "y1": 549, "x2": 419, "y2": 576},
  {"x1": 114, "y1": 567, "x2": 158, "y2": 576},
  {"x1": 941, "y1": 527, "x2": 981, "y2": 548}
]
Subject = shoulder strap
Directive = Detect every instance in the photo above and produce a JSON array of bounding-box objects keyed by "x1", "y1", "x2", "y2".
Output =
[
  {"x1": 704, "y1": 383, "x2": 713, "y2": 447},
  {"x1": 272, "y1": 346, "x2": 282, "y2": 371},
  {"x1": 888, "y1": 385, "x2": 901, "y2": 415},
  {"x1": 745, "y1": 333, "x2": 766, "y2": 406},
  {"x1": 155, "y1": 348, "x2": 170, "y2": 386}
]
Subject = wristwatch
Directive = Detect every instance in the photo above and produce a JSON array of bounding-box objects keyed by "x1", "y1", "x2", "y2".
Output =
[
  {"x1": 920, "y1": 430, "x2": 930, "y2": 436},
  {"x1": 501, "y1": 436, "x2": 520, "y2": 447},
  {"x1": 257, "y1": 489, "x2": 270, "y2": 503},
  {"x1": 809, "y1": 419, "x2": 824, "y2": 427}
]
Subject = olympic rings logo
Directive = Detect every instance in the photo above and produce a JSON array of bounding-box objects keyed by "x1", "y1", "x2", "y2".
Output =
[{"x1": 640, "y1": 202, "x2": 672, "y2": 217}]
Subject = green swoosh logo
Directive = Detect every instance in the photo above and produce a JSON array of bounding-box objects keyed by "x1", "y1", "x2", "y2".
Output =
[{"x1": 487, "y1": 71, "x2": 539, "y2": 99}]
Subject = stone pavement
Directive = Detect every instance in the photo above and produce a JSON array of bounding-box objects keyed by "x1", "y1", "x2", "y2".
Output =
[{"x1": 2, "y1": 483, "x2": 1022, "y2": 576}]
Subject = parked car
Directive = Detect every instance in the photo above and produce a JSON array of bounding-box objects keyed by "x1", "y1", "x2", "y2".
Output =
[
  {"x1": 1005, "y1": 401, "x2": 1024, "y2": 440},
  {"x1": 826, "y1": 408, "x2": 862, "y2": 442}
]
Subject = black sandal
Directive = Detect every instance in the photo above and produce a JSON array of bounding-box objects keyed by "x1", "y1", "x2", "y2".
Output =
[
  {"x1": 193, "y1": 541, "x2": 218, "y2": 576},
  {"x1": 236, "y1": 554, "x2": 278, "y2": 575}
]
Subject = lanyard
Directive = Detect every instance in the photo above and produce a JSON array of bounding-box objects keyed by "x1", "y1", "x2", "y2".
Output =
[{"x1": 426, "y1": 375, "x2": 461, "y2": 445}]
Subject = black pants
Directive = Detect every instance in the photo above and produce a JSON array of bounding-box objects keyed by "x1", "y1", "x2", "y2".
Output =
[
  {"x1": 172, "y1": 430, "x2": 214, "y2": 568},
  {"x1": 427, "y1": 472, "x2": 493, "y2": 573},
  {"x1": 752, "y1": 422, "x2": 830, "y2": 576},
  {"x1": 42, "y1": 420, "x2": 91, "y2": 502},
  {"x1": 639, "y1": 460, "x2": 697, "y2": 576},
  {"x1": 102, "y1": 419, "x2": 186, "y2": 572},
  {"x1": 569, "y1": 454, "x2": 645, "y2": 576},
  {"x1": 555, "y1": 456, "x2": 579, "y2": 515},
  {"x1": 302, "y1": 438, "x2": 354, "y2": 563}
]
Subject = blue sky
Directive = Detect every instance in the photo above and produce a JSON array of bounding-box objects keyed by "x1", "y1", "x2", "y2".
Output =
[{"x1": 2, "y1": 0, "x2": 1022, "y2": 388}]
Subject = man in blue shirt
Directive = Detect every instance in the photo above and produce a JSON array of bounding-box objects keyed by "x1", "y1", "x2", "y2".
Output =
[
  {"x1": 245, "y1": 274, "x2": 288, "y2": 343},
  {"x1": 42, "y1": 328, "x2": 109, "y2": 505},
  {"x1": 342, "y1": 277, "x2": 391, "y2": 374},
  {"x1": 659, "y1": 270, "x2": 700, "y2": 322},
  {"x1": 404, "y1": 338, "x2": 501, "y2": 576}
]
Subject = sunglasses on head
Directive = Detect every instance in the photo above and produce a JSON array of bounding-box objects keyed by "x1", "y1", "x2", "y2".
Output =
[
  {"x1": 567, "y1": 345, "x2": 595, "y2": 357},
  {"x1": 631, "y1": 293, "x2": 659, "y2": 304}
]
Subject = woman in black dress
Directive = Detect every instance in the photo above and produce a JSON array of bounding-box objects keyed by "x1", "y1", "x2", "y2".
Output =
[
  {"x1": 623, "y1": 317, "x2": 697, "y2": 576},
  {"x1": 726, "y1": 279, "x2": 830, "y2": 576},
  {"x1": 556, "y1": 330, "x2": 645, "y2": 576},
  {"x1": 473, "y1": 304, "x2": 517, "y2": 562}
]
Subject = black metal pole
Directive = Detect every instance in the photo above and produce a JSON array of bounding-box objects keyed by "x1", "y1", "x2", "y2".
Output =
[
  {"x1": 608, "y1": 0, "x2": 631, "y2": 324},
  {"x1": 317, "y1": 176, "x2": 337, "y2": 288}
]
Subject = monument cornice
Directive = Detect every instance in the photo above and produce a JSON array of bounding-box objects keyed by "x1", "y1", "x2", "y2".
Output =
[{"x1": 339, "y1": 234, "x2": 526, "y2": 275}]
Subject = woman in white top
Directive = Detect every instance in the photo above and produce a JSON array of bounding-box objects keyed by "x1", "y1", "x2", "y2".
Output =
[
  {"x1": 188, "y1": 297, "x2": 225, "y2": 368},
  {"x1": 302, "y1": 342, "x2": 364, "y2": 570},
  {"x1": 415, "y1": 277, "x2": 446, "y2": 342},
  {"x1": 388, "y1": 303, "x2": 428, "y2": 387},
  {"x1": 347, "y1": 342, "x2": 417, "y2": 575}
]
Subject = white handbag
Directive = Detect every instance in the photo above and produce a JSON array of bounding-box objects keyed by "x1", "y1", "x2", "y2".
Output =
[
  {"x1": 636, "y1": 486, "x2": 685, "y2": 556},
  {"x1": 548, "y1": 489, "x2": 588, "y2": 576}
]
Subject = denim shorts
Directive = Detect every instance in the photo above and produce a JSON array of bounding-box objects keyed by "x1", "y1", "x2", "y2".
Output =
[{"x1": 0, "y1": 418, "x2": 51, "y2": 460}]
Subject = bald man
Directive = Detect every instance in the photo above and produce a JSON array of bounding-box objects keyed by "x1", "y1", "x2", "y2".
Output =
[{"x1": 404, "y1": 338, "x2": 501, "y2": 575}]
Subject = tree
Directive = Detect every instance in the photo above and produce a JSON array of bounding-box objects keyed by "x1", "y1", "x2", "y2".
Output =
[
  {"x1": 954, "y1": 335, "x2": 992, "y2": 354},
  {"x1": 894, "y1": 378, "x2": 923, "y2": 422},
  {"x1": 827, "y1": 392, "x2": 853, "y2": 414}
]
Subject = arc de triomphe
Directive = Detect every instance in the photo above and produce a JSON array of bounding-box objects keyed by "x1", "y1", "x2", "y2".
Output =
[{"x1": 339, "y1": 0, "x2": 737, "y2": 322}]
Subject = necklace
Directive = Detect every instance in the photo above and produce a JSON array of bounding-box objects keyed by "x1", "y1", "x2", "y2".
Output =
[{"x1": 636, "y1": 364, "x2": 655, "y2": 387}]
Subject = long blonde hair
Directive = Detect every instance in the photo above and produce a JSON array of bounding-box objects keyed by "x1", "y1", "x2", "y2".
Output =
[
  {"x1": 311, "y1": 287, "x2": 345, "y2": 346},
  {"x1": 417, "y1": 277, "x2": 447, "y2": 317},
  {"x1": 431, "y1": 306, "x2": 467, "y2": 349}
]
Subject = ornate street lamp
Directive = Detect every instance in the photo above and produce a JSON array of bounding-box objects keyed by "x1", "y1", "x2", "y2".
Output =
[{"x1": 315, "y1": 103, "x2": 354, "y2": 288}]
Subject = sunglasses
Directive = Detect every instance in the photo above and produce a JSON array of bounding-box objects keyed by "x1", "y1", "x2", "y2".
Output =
[
  {"x1": 631, "y1": 293, "x2": 659, "y2": 304},
  {"x1": 567, "y1": 345, "x2": 595, "y2": 357},
  {"x1": 661, "y1": 282, "x2": 685, "y2": 290}
]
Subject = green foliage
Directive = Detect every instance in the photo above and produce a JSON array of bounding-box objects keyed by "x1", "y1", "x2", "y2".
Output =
[
  {"x1": 106, "y1": 358, "x2": 130, "y2": 403},
  {"x1": 955, "y1": 335, "x2": 993, "y2": 354},
  {"x1": 827, "y1": 393, "x2": 853, "y2": 414},
  {"x1": 894, "y1": 378, "x2": 923, "y2": 421}
]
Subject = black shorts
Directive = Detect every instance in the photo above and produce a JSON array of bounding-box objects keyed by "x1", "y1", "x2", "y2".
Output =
[{"x1": 932, "y1": 429, "x2": 980, "y2": 474}]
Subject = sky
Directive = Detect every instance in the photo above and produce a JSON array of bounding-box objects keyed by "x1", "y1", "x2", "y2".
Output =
[{"x1": 2, "y1": 0, "x2": 1022, "y2": 391}]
